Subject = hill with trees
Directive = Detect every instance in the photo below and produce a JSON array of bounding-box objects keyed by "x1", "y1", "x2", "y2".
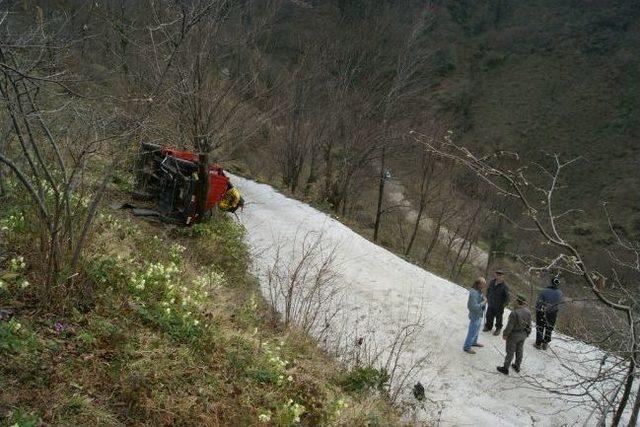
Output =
[{"x1": 1, "y1": 0, "x2": 639, "y2": 425}]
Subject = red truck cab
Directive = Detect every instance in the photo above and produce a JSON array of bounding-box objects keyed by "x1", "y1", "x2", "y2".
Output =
[{"x1": 136, "y1": 143, "x2": 233, "y2": 224}]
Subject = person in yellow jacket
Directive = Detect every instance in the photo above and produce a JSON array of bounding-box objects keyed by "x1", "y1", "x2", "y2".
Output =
[{"x1": 218, "y1": 184, "x2": 244, "y2": 213}]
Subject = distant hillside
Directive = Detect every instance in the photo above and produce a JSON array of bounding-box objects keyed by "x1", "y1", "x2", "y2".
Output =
[{"x1": 422, "y1": 0, "x2": 640, "y2": 240}]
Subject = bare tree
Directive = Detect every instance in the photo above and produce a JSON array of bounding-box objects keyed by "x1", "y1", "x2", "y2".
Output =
[
  {"x1": 277, "y1": 58, "x2": 316, "y2": 194},
  {"x1": 165, "y1": 1, "x2": 283, "y2": 156},
  {"x1": 404, "y1": 124, "x2": 449, "y2": 257},
  {"x1": 421, "y1": 183, "x2": 460, "y2": 266},
  {"x1": 372, "y1": 10, "x2": 434, "y2": 243},
  {"x1": 316, "y1": 39, "x2": 380, "y2": 215},
  {"x1": 265, "y1": 231, "x2": 343, "y2": 338}
]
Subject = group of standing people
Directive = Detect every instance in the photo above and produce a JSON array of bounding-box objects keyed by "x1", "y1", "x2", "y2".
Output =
[{"x1": 462, "y1": 269, "x2": 564, "y2": 375}]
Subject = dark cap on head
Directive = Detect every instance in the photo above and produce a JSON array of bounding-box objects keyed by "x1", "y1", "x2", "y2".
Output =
[
  {"x1": 494, "y1": 268, "x2": 505, "y2": 275},
  {"x1": 551, "y1": 276, "x2": 560, "y2": 287},
  {"x1": 516, "y1": 294, "x2": 527, "y2": 305}
]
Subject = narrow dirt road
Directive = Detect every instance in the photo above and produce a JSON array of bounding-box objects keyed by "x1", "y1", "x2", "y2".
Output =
[{"x1": 384, "y1": 177, "x2": 488, "y2": 270}]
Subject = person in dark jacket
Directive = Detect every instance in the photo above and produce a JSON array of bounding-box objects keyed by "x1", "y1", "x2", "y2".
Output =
[
  {"x1": 463, "y1": 277, "x2": 487, "y2": 354},
  {"x1": 535, "y1": 276, "x2": 564, "y2": 350},
  {"x1": 497, "y1": 294, "x2": 532, "y2": 375},
  {"x1": 483, "y1": 269, "x2": 510, "y2": 336}
]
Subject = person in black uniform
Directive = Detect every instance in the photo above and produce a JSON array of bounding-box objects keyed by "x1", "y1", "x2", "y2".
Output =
[
  {"x1": 534, "y1": 276, "x2": 564, "y2": 350},
  {"x1": 483, "y1": 268, "x2": 510, "y2": 336}
]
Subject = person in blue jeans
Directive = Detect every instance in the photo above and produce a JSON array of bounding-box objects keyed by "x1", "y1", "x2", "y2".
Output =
[{"x1": 464, "y1": 277, "x2": 487, "y2": 354}]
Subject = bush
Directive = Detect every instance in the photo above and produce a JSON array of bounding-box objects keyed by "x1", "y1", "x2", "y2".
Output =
[
  {"x1": 5, "y1": 408, "x2": 41, "y2": 427},
  {"x1": 482, "y1": 51, "x2": 506, "y2": 70},
  {"x1": 248, "y1": 341, "x2": 292, "y2": 387},
  {"x1": 340, "y1": 366, "x2": 390, "y2": 393},
  {"x1": 433, "y1": 47, "x2": 457, "y2": 76},
  {"x1": 0, "y1": 319, "x2": 38, "y2": 354}
]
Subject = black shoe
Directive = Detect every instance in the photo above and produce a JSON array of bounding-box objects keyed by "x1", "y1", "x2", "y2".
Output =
[
  {"x1": 534, "y1": 342, "x2": 542, "y2": 349},
  {"x1": 511, "y1": 364, "x2": 520, "y2": 373},
  {"x1": 496, "y1": 366, "x2": 509, "y2": 375},
  {"x1": 492, "y1": 328, "x2": 501, "y2": 336},
  {"x1": 482, "y1": 327, "x2": 491, "y2": 332},
  {"x1": 542, "y1": 342, "x2": 549, "y2": 350}
]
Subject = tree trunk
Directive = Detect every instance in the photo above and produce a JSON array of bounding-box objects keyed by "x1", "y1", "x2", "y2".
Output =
[
  {"x1": 305, "y1": 142, "x2": 317, "y2": 197},
  {"x1": 405, "y1": 197, "x2": 425, "y2": 256},
  {"x1": 340, "y1": 183, "x2": 348, "y2": 216},
  {"x1": 485, "y1": 214, "x2": 505, "y2": 277},
  {"x1": 612, "y1": 359, "x2": 635, "y2": 427},
  {"x1": 423, "y1": 213, "x2": 443, "y2": 265},
  {"x1": 451, "y1": 202, "x2": 481, "y2": 277},
  {"x1": 456, "y1": 238, "x2": 474, "y2": 279},
  {"x1": 338, "y1": 170, "x2": 354, "y2": 216},
  {"x1": 406, "y1": 152, "x2": 433, "y2": 256},
  {"x1": 628, "y1": 380, "x2": 640, "y2": 426},
  {"x1": 373, "y1": 145, "x2": 386, "y2": 243},
  {"x1": 445, "y1": 223, "x2": 463, "y2": 264},
  {"x1": 322, "y1": 137, "x2": 335, "y2": 206},
  {"x1": 396, "y1": 212, "x2": 407, "y2": 248}
]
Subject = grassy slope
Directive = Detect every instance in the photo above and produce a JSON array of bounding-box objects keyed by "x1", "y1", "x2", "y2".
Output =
[{"x1": 0, "y1": 183, "x2": 399, "y2": 426}]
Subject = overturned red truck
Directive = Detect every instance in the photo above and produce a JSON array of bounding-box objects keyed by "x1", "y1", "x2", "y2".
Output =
[{"x1": 135, "y1": 142, "x2": 243, "y2": 225}]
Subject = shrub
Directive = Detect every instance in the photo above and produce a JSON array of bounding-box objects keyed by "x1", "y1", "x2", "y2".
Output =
[
  {"x1": 5, "y1": 408, "x2": 41, "y2": 427},
  {"x1": 175, "y1": 221, "x2": 215, "y2": 238},
  {"x1": 0, "y1": 211, "x2": 27, "y2": 236},
  {"x1": 340, "y1": 366, "x2": 390, "y2": 393},
  {"x1": 483, "y1": 51, "x2": 506, "y2": 70},
  {"x1": 249, "y1": 341, "x2": 293, "y2": 387},
  {"x1": 0, "y1": 255, "x2": 30, "y2": 296},
  {"x1": 274, "y1": 399, "x2": 306, "y2": 426},
  {"x1": 433, "y1": 47, "x2": 457, "y2": 76},
  {"x1": 321, "y1": 397, "x2": 349, "y2": 424},
  {"x1": 0, "y1": 319, "x2": 37, "y2": 354}
]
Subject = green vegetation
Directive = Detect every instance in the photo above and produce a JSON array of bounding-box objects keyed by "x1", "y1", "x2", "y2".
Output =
[
  {"x1": 339, "y1": 367, "x2": 390, "y2": 394},
  {"x1": 0, "y1": 193, "x2": 399, "y2": 425}
]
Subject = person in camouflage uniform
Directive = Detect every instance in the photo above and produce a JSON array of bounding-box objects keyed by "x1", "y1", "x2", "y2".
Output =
[{"x1": 497, "y1": 294, "x2": 532, "y2": 375}]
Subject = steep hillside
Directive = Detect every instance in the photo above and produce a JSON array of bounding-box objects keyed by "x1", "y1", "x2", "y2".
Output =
[{"x1": 0, "y1": 192, "x2": 400, "y2": 426}]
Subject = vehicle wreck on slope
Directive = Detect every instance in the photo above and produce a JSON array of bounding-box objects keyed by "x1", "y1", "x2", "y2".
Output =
[{"x1": 133, "y1": 142, "x2": 243, "y2": 225}]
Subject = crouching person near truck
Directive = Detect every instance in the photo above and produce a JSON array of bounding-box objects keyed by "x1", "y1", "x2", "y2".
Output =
[
  {"x1": 218, "y1": 183, "x2": 245, "y2": 213},
  {"x1": 497, "y1": 294, "x2": 532, "y2": 375},
  {"x1": 463, "y1": 277, "x2": 487, "y2": 354}
]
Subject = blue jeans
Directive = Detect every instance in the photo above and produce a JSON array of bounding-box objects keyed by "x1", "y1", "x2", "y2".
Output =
[{"x1": 463, "y1": 316, "x2": 483, "y2": 350}]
